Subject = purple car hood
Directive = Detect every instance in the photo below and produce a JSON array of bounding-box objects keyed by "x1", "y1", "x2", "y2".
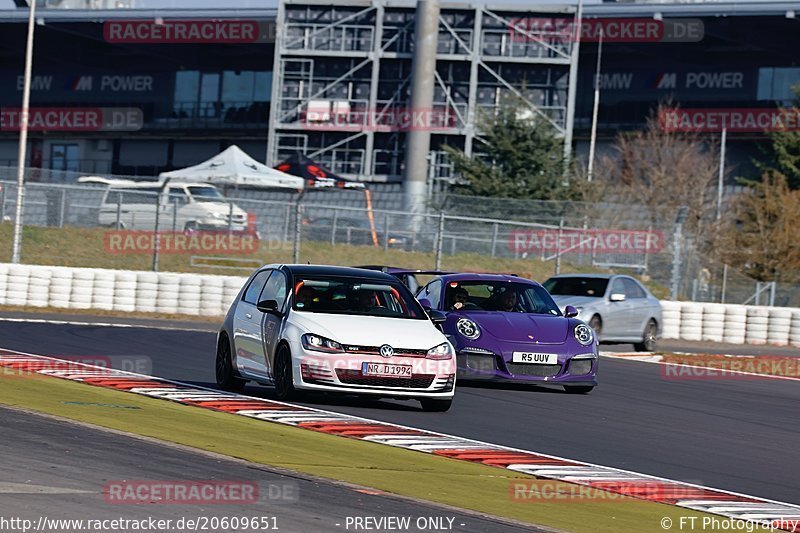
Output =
[{"x1": 459, "y1": 312, "x2": 569, "y2": 345}]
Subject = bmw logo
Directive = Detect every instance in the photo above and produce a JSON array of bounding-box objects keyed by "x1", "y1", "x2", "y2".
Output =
[{"x1": 379, "y1": 344, "x2": 394, "y2": 358}]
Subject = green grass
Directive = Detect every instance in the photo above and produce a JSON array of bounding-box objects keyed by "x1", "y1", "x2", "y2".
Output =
[
  {"x1": 0, "y1": 372, "x2": 737, "y2": 533},
  {"x1": 0, "y1": 222, "x2": 601, "y2": 282}
]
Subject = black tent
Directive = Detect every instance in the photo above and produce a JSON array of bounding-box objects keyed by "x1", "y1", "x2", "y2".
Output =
[{"x1": 275, "y1": 154, "x2": 365, "y2": 190}]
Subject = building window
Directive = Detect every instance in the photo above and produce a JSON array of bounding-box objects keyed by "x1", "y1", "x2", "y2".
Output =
[{"x1": 50, "y1": 144, "x2": 79, "y2": 172}]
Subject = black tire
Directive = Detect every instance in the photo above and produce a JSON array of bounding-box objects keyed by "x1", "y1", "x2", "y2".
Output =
[
  {"x1": 216, "y1": 335, "x2": 246, "y2": 393},
  {"x1": 184, "y1": 221, "x2": 198, "y2": 232},
  {"x1": 420, "y1": 398, "x2": 453, "y2": 412},
  {"x1": 564, "y1": 385, "x2": 594, "y2": 394},
  {"x1": 634, "y1": 319, "x2": 657, "y2": 352},
  {"x1": 589, "y1": 315, "x2": 602, "y2": 337},
  {"x1": 273, "y1": 345, "x2": 297, "y2": 401}
]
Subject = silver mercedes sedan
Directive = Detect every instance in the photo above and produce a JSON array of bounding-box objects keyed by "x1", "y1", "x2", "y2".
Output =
[{"x1": 542, "y1": 274, "x2": 662, "y2": 352}]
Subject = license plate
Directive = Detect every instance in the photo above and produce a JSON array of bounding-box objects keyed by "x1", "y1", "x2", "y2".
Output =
[
  {"x1": 362, "y1": 362, "x2": 413, "y2": 377},
  {"x1": 512, "y1": 352, "x2": 557, "y2": 364}
]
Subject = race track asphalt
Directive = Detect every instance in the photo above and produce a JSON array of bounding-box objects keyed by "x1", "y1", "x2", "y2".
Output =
[
  {"x1": 0, "y1": 406, "x2": 535, "y2": 533},
  {"x1": 0, "y1": 318, "x2": 798, "y2": 506}
]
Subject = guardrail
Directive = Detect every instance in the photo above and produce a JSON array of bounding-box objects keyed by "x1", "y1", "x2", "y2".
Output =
[{"x1": 1, "y1": 263, "x2": 799, "y2": 347}]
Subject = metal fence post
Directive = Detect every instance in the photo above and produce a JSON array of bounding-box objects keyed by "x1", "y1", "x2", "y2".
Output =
[
  {"x1": 0, "y1": 185, "x2": 5, "y2": 221},
  {"x1": 152, "y1": 196, "x2": 162, "y2": 272},
  {"x1": 769, "y1": 281, "x2": 776, "y2": 307},
  {"x1": 721, "y1": 264, "x2": 728, "y2": 304},
  {"x1": 490, "y1": 222, "x2": 498, "y2": 257},
  {"x1": 555, "y1": 217, "x2": 564, "y2": 275},
  {"x1": 115, "y1": 192, "x2": 122, "y2": 230},
  {"x1": 670, "y1": 223, "x2": 683, "y2": 300},
  {"x1": 383, "y1": 214, "x2": 390, "y2": 253},
  {"x1": 227, "y1": 201, "x2": 234, "y2": 234},
  {"x1": 172, "y1": 198, "x2": 178, "y2": 233},
  {"x1": 434, "y1": 211, "x2": 445, "y2": 270},
  {"x1": 293, "y1": 202, "x2": 302, "y2": 264},
  {"x1": 59, "y1": 189, "x2": 66, "y2": 228},
  {"x1": 331, "y1": 209, "x2": 338, "y2": 246}
]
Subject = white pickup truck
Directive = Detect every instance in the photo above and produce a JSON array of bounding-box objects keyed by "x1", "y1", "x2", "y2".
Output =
[{"x1": 78, "y1": 176, "x2": 248, "y2": 232}]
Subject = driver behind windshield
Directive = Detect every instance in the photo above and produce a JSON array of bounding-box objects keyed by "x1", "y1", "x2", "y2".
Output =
[
  {"x1": 496, "y1": 289, "x2": 519, "y2": 312},
  {"x1": 450, "y1": 288, "x2": 469, "y2": 310},
  {"x1": 353, "y1": 289, "x2": 380, "y2": 311}
]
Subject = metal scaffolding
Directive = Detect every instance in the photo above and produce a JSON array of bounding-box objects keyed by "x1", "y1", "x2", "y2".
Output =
[{"x1": 267, "y1": 0, "x2": 578, "y2": 187}]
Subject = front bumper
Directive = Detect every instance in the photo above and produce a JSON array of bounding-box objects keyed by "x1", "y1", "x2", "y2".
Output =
[
  {"x1": 290, "y1": 342, "x2": 456, "y2": 398},
  {"x1": 455, "y1": 345, "x2": 598, "y2": 384}
]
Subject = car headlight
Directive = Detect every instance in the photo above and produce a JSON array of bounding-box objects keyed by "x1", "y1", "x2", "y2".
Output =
[
  {"x1": 301, "y1": 333, "x2": 344, "y2": 353},
  {"x1": 456, "y1": 318, "x2": 480, "y2": 340},
  {"x1": 574, "y1": 324, "x2": 594, "y2": 346},
  {"x1": 426, "y1": 342, "x2": 454, "y2": 360}
]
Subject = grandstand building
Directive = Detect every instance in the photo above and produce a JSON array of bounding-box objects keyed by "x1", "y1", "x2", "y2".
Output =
[{"x1": 1, "y1": 0, "x2": 798, "y2": 182}]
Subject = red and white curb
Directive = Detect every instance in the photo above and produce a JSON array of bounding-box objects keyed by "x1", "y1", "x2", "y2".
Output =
[{"x1": 2, "y1": 348, "x2": 799, "y2": 531}]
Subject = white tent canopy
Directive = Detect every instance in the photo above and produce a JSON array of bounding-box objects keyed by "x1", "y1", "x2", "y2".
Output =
[{"x1": 159, "y1": 145, "x2": 304, "y2": 190}]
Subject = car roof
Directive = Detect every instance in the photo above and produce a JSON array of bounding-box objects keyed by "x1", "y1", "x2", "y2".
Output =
[
  {"x1": 547, "y1": 273, "x2": 617, "y2": 280},
  {"x1": 78, "y1": 176, "x2": 216, "y2": 189},
  {"x1": 277, "y1": 264, "x2": 398, "y2": 281},
  {"x1": 438, "y1": 272, "x2": 542, "y2": 285}
]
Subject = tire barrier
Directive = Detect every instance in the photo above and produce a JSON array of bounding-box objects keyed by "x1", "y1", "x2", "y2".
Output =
[
  {"x1": 0, "y1": 263, "x2": 247, "y2": 318},
  {"x1": 0, "y1": 263, "x2": 798, "y2": 347}
]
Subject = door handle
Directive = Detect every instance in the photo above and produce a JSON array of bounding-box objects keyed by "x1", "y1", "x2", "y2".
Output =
[{"x1": 245, "y1": 313, "x2": 252, "y2": 319}]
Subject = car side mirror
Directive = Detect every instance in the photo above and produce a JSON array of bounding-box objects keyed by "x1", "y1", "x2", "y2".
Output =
[
  {"x1": 564, "y1": 305, "x2": 579, "y2": 318},
  {"x1": 609, "y1": 293, "x2": 626, "y2": 302},
  {"x1": 257, "y1": 299, "x2": 281, "y2": 315},
  {"x1": 418, "y1": 298, "x2": 432, "y2": 311},
  {"x1": 427, "y1": 309, "x2": 447, "y2": 325}
]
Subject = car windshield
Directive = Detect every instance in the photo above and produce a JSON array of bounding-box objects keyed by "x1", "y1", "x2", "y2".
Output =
[
  {"x1": 443, "y1": 281, "x2": 561, "y2": 315},
  {"x1": 292, "y1": 276, "x2": 427, "y2": 319},
  {"x1": 543, "y1": 277, "x2": 609, "y2": 298},
  {"x1": 187, "y1": 186, "x2": 225, "y2": 202}
]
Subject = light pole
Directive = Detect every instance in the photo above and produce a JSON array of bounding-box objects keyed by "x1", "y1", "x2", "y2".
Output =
[
  {"x1": 586, "y1": 28, "x2": 603, "y2": 182},
  {"x1": 11, "y1": 0, "x2": 37, "y2": 264},
  {"x1": 716, "y1": 127, "x2": 727, "y2": 221}
]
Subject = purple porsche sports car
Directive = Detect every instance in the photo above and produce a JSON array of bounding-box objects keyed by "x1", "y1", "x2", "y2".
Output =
[{"x1": 415, "y1": 273, "x2": 598, "y2": 393}]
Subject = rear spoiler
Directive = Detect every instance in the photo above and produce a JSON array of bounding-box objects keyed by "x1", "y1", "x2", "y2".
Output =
[{"x1": 355, "y1": 266, "x2": 452, "y2": 277}]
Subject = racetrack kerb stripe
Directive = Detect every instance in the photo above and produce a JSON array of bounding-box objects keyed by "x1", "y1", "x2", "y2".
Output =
[{"x1": 1, "y1": 348, "x2": 799, "y2": 532}]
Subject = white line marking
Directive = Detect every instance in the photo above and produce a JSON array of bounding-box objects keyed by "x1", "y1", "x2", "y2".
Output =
[
  {"x1": 2, "y1": 347, "x2": 799, "y2": 514},
  {"x1": 601, "y1": 353, "x2": 800, "y2": 383},
  {"x1": 0, "y1": 316, "x2": 212, "y2": 333}
]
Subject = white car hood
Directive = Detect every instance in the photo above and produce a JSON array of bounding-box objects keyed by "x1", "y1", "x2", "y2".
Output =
[
  {"x1": 200, "y1": 202, "x2": 247, "y2": 217},
  {"x1": 290, "y1": 311, "x2": 445, "y2": 350}
]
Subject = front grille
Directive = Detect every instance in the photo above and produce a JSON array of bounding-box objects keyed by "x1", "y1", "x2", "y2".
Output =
[
  {"x1": 506, "y1": 363, "x2": 562, "y2": 377},
  {"x1": 344, "y1": 346, "x2": 428, "y2": 358},
  {"x1": 568, "y1": 359, "x2": 593, "y2": 375},
  {"x1": 336, "y1": 369, "x2": 435, "y2": 388}
]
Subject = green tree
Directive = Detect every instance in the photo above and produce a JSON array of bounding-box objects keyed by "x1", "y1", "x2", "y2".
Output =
[
  {"x1": 757, "y1": 86, "x2": 800, "y2": 189},
  {"x1": 443, "y1": 101, "x2": 568, "y2": 200}
]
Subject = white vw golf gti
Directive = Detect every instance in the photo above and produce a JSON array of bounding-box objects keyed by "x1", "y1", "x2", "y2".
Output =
[{"x1": 216, "y1": 265, "x2": 456, "y2": 411}]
